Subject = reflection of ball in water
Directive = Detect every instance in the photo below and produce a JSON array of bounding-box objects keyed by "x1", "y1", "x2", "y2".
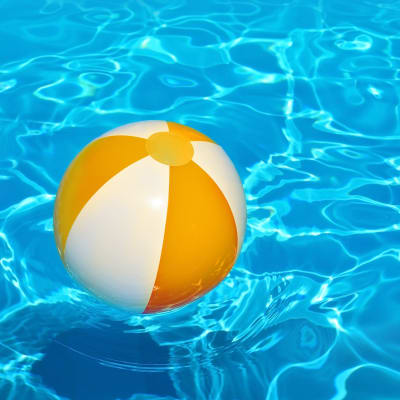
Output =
[{"x1": 53, "y1": 120, "x2": 246, "y2": 313}]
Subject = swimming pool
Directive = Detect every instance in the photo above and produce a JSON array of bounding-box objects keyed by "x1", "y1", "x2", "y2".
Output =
[{"x1": 1, "y1": 0, "x2": 400, "y2": 399}]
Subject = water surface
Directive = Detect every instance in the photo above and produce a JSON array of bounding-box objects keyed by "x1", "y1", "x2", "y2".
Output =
[{"x1": 1, "y1": 0, "x2": 400, "y2": 399}]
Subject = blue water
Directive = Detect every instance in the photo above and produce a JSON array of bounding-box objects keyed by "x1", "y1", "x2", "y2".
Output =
[{"x1": 1, "y1": 0, "x2": 400, "y2": 399}]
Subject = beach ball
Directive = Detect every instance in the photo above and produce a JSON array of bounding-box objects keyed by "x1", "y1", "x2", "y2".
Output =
[{"x1": 53, "y1": 120, "x2": 246, "y2": 313}]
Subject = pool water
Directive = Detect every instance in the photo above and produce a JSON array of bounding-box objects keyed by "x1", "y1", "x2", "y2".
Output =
[{"x1": 1, "y1": 0, "x2": 400, "y2": 399}]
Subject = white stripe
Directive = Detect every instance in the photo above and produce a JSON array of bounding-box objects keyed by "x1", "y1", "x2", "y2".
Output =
[
  {"x1": 64, "y1": 157, "x2": 169, "y2": 312},
  {"x1": 192, "y1": 142, "x2": 247, "y2": 251},
  {"x1": 100, "y1": 120, "x2": 169, "y2": 139}
]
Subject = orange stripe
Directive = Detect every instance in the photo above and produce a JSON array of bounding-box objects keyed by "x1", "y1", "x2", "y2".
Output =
[
  {"x1": 144, "y1": 161, "x2": 238, "y2": 313},
  {"x1": 53, "y1": 136, "x2": 147, "y2": 257},
  {"x1": 167, "y1": 121, "x2": 215, "y2": 143}
]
